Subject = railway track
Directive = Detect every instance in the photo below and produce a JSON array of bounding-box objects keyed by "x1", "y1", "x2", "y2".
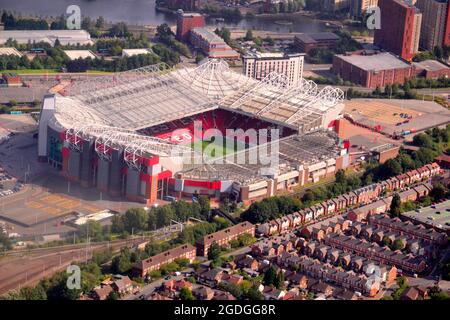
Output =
[{"x1": 0, "y1": 237, "x2": 150, "y2": 295}]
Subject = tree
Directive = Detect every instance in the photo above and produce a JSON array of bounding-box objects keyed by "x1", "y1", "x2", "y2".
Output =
[
  {"x1": 123, "y1": 208, "x2": 148, "y2": 233},
  {"x1": 96, "y1": 16, "x2": 106, "y2": 29},
  {"x1": 198, "y1": 195, "x2": 211, "y2": 219},
  {"x1": 179, "y1": 287, "x2": 195, "y2": 300},
  {"x1": 429, "y1": 286, "x2": 450, "y2": 300},
  {"x1": 156, "y1": 23, "x2": 174, "y2": 42},
  {"x1": 111, "y1": 248, "x2": 132, "y2": 274},
  {"x1": 263, "y1": 266, "x2": 277, "y2": 286},
  {"x1": 273, "y1": 270, "x2": 285, "y2": 289},
  {"x1": 244, "y1": 29, "x2": 254, "y2": 41},
  {"x1": 335, "y1": 169, "x2": 346, "y2": 184},
  {"x1": 0, "y1": 231, "x2": 13, "y2": 250},
  {"x1": 107, "y1": 291, "x2": 119, "y2": 300},
  {"x1": 154, "y1": 205, "x2": 175, "y2": 228},
  {"x1": 390, "y1": 193, "x2": 401, "y2": 217},
  {"x1": 430, "y1": 183, "x2": 447, "y2": 201},
  {"x1": 392, "y1": 238, "x2": 405, "y2": 251},
  {"x1": 109, "y1": 22, "x2": 130, "y2": 38},
  {"x1": 246, "y1": 286, "x2": 264, "y2": 300},
  {"x1": 208, "y1": 242, "x2": 221, "y2": 261},
  {"x1": 78, "y1": 220, "x2": 104, "y2": 242}
]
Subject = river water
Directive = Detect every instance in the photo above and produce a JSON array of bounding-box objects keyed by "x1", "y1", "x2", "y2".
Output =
[{"x1": 0, "y1": 0, "x2": 326, "y2": 32}]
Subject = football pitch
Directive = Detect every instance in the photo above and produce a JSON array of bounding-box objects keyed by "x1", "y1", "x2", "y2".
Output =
[{"x1": 189, "y1": 138, "x2": 246, "y2": 159}]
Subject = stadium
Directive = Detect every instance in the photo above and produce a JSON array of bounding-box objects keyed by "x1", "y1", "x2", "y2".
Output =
[{"x1": 38, "y1": 59, "x2": 349, "y2": 205}]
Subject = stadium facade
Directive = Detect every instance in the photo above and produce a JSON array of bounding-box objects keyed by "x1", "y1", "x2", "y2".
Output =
[{"x1": 38, "y1": 59, "x2": 349, "y2": 205}]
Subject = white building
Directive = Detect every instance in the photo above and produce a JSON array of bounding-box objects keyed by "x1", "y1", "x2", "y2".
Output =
[
  {"x1": 63, "y1": 50, "x2": 97, "y2": 60},
  {"x1": 242, "y1": 52, "x2": 305, "y2": 86},
  {"x1": 121, "y1": 48, "x2": 152, "y2": 58},
  {"x1": 0, "y1": 47, "x2": 23, "y2": 57},
  {"x1": 0, "y1": 30, "x2": 93, "y2": 46}
]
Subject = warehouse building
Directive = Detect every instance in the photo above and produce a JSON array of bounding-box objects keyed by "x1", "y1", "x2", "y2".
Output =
[
  {"x1": 332, "y1": 52, "x2": 414, "y2": 88},
  {"x1": 0, "y1": 30, "x2": 93, "y2": 46}
]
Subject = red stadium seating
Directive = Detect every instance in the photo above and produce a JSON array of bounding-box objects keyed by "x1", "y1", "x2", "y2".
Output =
[{"x1": 139, "y1": 109, "x2": 295, "y2": 145}]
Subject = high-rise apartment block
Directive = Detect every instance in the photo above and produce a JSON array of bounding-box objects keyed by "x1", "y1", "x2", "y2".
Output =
[{"x1": 374, "y1": 0, "x2": 422, "y2": 61}]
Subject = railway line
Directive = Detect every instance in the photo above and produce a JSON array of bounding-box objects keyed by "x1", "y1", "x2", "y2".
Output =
[{"x1": 0, "y1": 237, "x2": 150, "y2": 295}]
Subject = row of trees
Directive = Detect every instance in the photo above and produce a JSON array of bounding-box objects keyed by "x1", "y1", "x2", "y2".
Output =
[
  {"x1": 265, "y1": 0, "x2": 306, "y2": 14},
  {"x1": 111, "y1": 197, "x2": 210, "y2": 236},
  {"x1": 0, "y1": 45, "x2": 175, "y2": 72},
  {"x1": 1, "y1": 12, "x2": 48, "y2": 30},
  {"x1": 413, "y1": 45, "x2": 450, "y2": 62},
  {"x1": 202, "y1": 4, "x2": 243, "y2": 21},
  {"x1": 155, "y1": 23, "x2": 191, "y2": 58}
]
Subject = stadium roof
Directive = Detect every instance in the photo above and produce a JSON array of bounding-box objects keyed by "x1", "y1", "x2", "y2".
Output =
[
  {"x1": 51, "y1": 59, "x2": 344, "y2": 158},
  {"x1": 335, "y1": 52, "x2": 410, "y2": 72}
]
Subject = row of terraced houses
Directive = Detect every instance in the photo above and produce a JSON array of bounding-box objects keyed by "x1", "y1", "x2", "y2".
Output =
[{"x1": 257, "y1": 163, "x2": 441, "y2": 236}]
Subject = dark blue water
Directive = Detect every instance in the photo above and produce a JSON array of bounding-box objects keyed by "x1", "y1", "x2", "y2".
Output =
[{"x1": 0, "y1": 0, "x2": 326, "y2": 32}]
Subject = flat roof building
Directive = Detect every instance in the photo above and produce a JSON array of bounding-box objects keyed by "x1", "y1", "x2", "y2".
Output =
[
  {"x1": 63, "y1": 50, "x2": 97, "y2": 61},
  {"x1": 412, "y1": 59, "x2": 450, "y2": 79},
  {"x1": 333, "y1": 52, "x2": 414, "y2": 88},
  {"x1": 121, "y1": 48, "x2": 152, "y2": 58},
  {"x1": 0, "y1": 47, "x2": 23, "y2": 57},
  {"x1": 294, "y1": 32, "x2": 340, "y2": 53},
  {"x1": 243, "y1": 52, "x2": 305, "y2": 86},
  {"x1": 0, "y1": 30, "x2": 93, "y2": 46},
  {"x1": 190, "y1": 28, "x2": 240, "y2": 60}
]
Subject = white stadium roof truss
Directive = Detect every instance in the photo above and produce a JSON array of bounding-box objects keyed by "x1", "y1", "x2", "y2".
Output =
[{"x1": 53, "y1": 59, "x2": 344, "y2": 160}]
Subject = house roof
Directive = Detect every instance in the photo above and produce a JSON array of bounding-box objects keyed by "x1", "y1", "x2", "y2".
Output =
[
  {"x1": 136, "y1": 244, "x2": 195, "y2": 272},
  {"x1": 199, "y1": 222, "x2": 254, "y2": 246}
]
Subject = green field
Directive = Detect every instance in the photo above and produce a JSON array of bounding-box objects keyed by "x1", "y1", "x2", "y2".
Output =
[
  {"x1": 190, "y1": 139, "x2": 246, "y2": 159},
  {"x1": 0, "y1": 69, "x2": 59, "y2": 74},
  {"x1": 0, "y1": 69, "x2": 113, "y2": 75}
]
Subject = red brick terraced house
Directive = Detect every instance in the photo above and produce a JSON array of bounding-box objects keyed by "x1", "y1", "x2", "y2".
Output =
[{"x1": 196, "y1": 222, "x2": 255, "y2": 256}]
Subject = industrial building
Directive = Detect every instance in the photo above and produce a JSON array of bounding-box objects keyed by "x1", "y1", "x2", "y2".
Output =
[
  {"x1": 121, "y1": 49, "x2": 153, "y2": 58},
  {"x1": 190, "y1": 28, "x2": 240, "y2": 60},
  {"x1": 332, "y1": 52, "x2": 413, "y2": 88},
  {"x1": 38, "y1": 59, "x2": 347, "y2": 205},
  {"x1": 0, "y1": 30, "x2": 93, "y2": 46},
  {"x1": 412, "y1": 59, "x2": 450, "y2": 79},
  {"x1": 242, "y1": 52, "x2": 305, "y2": 87},
  {"x1": 176, "y1": 11, "x2": 205, "y2": 42},
  {"x1": 63, "y1": 50, "x2": 97, "y2": 61}
]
